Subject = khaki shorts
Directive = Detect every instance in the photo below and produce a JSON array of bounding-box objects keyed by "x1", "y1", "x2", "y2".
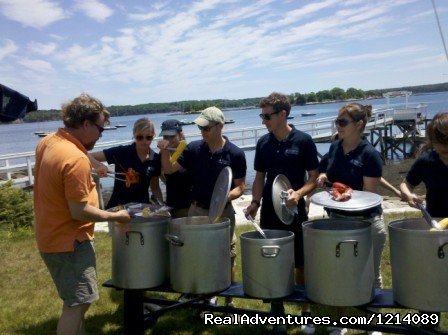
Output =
[
  {"x1": 188, "y1": 202, "x2": 237, "y2": 266},
  {"x1": 40, "y1": 240, "x2": 99, "y2": 307}
]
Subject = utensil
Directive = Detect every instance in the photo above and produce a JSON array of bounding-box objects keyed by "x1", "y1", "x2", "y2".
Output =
[
  {"x1": 272, "y1": 175, "x2": 296, "y2": 225},
  {"x1": 417, "y1": 202, "x2": 440, "y2": 230},
  {"x1": 243, "y1": 209, "x2": 266, "y2": 239}
]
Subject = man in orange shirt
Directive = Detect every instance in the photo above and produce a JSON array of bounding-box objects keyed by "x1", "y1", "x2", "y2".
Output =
[{"x1": 34, "y1": 93, "x2": 130, "y2": 335}]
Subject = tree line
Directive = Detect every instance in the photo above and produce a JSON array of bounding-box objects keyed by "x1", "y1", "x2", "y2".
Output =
[{"x1": 22, "y1": 82, "x2": 448, "y2": 123}]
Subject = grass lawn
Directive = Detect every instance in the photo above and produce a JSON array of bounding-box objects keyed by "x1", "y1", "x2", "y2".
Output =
[{"x1": 0, "y1": 211, "x2": 445, "y2": 334}]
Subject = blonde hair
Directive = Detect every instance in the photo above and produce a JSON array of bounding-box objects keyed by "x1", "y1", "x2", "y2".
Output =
[{"x1": 133, "y1": 118, "x2": 155, "y2": 137}]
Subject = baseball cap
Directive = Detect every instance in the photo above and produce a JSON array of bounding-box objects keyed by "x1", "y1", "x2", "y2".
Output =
[
  {"x1": 194, "y1": 106, "x2": 225, "y2": 127},
  {"x1": 159, "y1": 119, "x2": 182, "y2": 136}
]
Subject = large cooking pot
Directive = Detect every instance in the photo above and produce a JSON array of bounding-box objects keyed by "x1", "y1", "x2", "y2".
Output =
[
  {"x1": 303, "y1": 218, "x2": 374, "y2": 306},
  {"x1": 240, "y1": 230, "x2": 295, "y2": 298},
  {"x1": 389, "y1": 218, "x2": 448, "y2": 311},
  {"x1": 166, "y1": 216, "x2": 231, "y2": 294},
  {"x1": 112, "y1": 214, "x2": 169, "y2": 289}
]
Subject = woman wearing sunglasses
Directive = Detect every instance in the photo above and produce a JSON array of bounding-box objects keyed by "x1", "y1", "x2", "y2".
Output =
[
  {"x1": 316, "y1": 103, "x2": 386, "y2": 335},
  {"x1": 90, "y1": 117, "x2": 163, "y2": 209}
]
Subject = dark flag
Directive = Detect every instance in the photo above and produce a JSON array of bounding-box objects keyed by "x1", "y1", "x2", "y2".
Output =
[{"x1": 0, "y1": 84, "x2": 38, "y2": 122}]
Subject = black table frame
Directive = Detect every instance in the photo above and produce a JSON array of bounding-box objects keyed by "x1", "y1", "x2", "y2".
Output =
[{"x1": 103, "y1": 280, "x2": 445, "y2": 335}]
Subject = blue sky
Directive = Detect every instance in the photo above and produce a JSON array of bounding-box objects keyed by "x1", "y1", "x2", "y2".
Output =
[{"x1": 1, "y1": 0, "x2": 448, "y2": 109}]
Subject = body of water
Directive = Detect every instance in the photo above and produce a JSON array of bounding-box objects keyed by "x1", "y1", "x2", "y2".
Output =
[{"x1": 2, "y1": 91, "x2": 448, "y2": 189}]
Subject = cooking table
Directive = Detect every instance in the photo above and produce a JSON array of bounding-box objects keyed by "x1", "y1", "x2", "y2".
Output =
[{"x1": 103, "y1": 280, "x2": 444, "y2": 335}]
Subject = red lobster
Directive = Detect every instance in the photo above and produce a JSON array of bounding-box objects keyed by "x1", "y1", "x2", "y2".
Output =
[{"x1": 329, "y1": 182, "x2": 353, "y2": 201}]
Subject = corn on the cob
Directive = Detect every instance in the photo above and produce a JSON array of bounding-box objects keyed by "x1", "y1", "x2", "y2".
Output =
[
  {"x1": 439, "y1": 218, "x2": 448, "y2": 230},
  {"x1": 170, "y1": 140, "x2": 187, "y2": 163}
]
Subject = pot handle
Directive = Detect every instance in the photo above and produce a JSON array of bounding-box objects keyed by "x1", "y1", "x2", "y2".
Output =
[
  {"x1": 335, "y1": 240, "x2": 358, "y2": 257},
  {"x1": 125, "y1": 231, "x2": 144, "y2": 246},
  {"x1": 261, "y1": 246, "x2": 280, "y2": 258},
  {"x1": 438, "y1": 242, "x2": 448, "y2": 259},
  {"x1": 165, "y1": 234, "x2": 184, "y2": 247}
]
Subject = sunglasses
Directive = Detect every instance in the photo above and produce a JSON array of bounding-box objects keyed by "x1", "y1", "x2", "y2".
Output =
[
  {"x1": 93, "y1": 123, "x2": 104, "y2": 134},
  {"x1": 136, "y1": 135, "x2": 154, "y2": 141},
  {"x1": 334, "y1": 118, "x2": 353, "y2": 127},
  {"x1": 259, "y1": 110, "x2": 280, "y2": 121},
  {"x1": 197, "y1": 124, "x2": 217, "y2": 132}
]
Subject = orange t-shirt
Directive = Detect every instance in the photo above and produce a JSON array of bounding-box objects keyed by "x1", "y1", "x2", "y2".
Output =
[{"x1": 34, "y1": 129, "x2": 99, "y2": 253}]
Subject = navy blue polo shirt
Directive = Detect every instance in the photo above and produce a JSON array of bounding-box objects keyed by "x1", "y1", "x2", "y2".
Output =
[
  {"x1": 325, "y1": 139, "x2": 382, "y2": 189},
  {"x1": 324, "y1": 138, "x2": 383, "y2": 216},
  {"x1": 406, "y1": 150, "x2": 448, "y2": 217},
  {"x1": 177, "y1": 137, "x2": 246, "y2": 208},
  {"x1": 165, "y1": 167, "x2": 192, "y2": 210},
  {"x1": 103, "y1": 143, "x2": 161, "y2": 209},
  {"x1": 254, "y1": 126, "x2": 319, "y2": 217}
]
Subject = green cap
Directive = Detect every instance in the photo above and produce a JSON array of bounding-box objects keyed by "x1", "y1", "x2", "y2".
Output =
[{"x1": 194, "y1": 106, "x2": 225, "y2": 126}]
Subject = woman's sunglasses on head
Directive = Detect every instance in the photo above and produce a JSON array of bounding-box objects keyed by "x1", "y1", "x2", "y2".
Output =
[{"x1": 136, "y1": 135, "x2": 154, "y2": 141}]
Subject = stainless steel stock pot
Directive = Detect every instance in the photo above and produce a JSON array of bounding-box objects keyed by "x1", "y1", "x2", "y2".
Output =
[
  {"x1": 303, "y1": 218, "x2": 375, "y2": 306},
  {"x1": 389, "y1": 218, "x2": 448, "y2": 311},
  {"x1": 240, "y1": 229, "x2": 295, "y2": 298}
]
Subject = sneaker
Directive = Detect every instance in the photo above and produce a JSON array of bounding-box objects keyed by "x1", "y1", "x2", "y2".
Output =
[
  {"x1": 367, "y1": 332, "x2": 382, "y2": 335},
  {"x1": 327, "y1": 327, "x2": 347, "y2": 335},
  {"x1": 301, "y1": 324, "x2": 316, "y2": 334}
]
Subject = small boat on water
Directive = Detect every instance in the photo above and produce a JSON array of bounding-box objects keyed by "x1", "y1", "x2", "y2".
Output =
[
  {"x1": 180, "y1": 119, "x2": 195, "y2": 126},
  {"x1": 104, "y1": 126, "x2": 117, "y2": 130},
  {"x1": 301, "y1": 112, "x2": 316, "y2": 117},
  {"x1": 115, "y1": 124, "x2": 126, "y2": 128},
  {"x1": 224, "y1": 119, "x2": 235, "y2": 124},
  {"x1": 287, "y1": 116, "x2": 294, "y2": 120},
  {"x1": 37, "y1": 132, "x2": 51, "y2": 137}
]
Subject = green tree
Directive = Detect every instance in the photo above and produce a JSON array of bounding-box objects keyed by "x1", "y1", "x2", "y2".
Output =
[
  {"x1": 331, "y1": 87, "x2": 346, "y2": 101},
  {"x1": 306, "y1": 92, "x2": 317, "y2": 103}
]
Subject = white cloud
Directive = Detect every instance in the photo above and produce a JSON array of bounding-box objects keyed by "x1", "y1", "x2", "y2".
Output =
[
  {"x1": 74, "y1": 0, "x2": 113, "y2": 22},
  {"x1": 128, "y1": 9, "x2": 168, "y2": 21},
  {"x1": 0, "y1": 39, "x2": 18, "y2": 60},
  {"x1": 18, "y1": 58, "x2": 55, "y2": 73},
  {"x1": 0, "y1": 0, "x2": 65, "y2": 29},
  {"x1": 28, "y1": 41, "x2": 57, "y2": 55}
]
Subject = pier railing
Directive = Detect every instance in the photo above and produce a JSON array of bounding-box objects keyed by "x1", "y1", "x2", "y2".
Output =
[{"x1": 0, "y1": 110, "x2": 396, "y2": 188}]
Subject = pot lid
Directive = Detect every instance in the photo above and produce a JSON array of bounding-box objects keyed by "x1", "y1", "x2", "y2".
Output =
[
  {"x1": 272, "y1": 174, "x2": 297, "y2": 225},
  {"x1": 310, "y1": 190, "x2": 382, "y2": 211},
  {"x1": 209, "y1": 166, "x2": 232, "y2": 223}
]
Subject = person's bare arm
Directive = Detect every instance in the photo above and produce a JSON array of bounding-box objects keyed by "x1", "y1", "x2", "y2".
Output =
[
  {"x1": 228, "y1": 177, "x2": 245, "y2": 201},
  {"x1": 245, "y1": 171, "x2": 265, "y2": 218},
  {"x1": 380, "y1": 177, "x2": 402, "y2": 198},
  {"x1": 68, "y1": 201, "x2": 130, "y2": 223},
  {"x1": 363, "y1": 176, "x2": 381, "y2": 193},
  {"x1": 400, "y1": 180, "x2": 422, "y2": 208},
  {"x1": 157, "y1": 141, "x2": 181, "y2": 174},
  {"x1": 89, "y1": 152, "x2": 108, "y2": 177},
  {"x1": 150, "y1": 176, "x2": 164, "y2": 204},
  {"x1": 286, "y1": 169, "x2": 318, "y2": 207}
]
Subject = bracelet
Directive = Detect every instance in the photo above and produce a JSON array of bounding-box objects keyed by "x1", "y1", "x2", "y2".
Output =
[{"x1": 251, "y1": 199, "x2": 261, "y2": 207}]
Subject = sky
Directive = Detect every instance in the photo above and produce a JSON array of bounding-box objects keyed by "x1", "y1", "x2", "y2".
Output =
[{"x1": 1, "y1": 0, "x2": 448, "y2": 110}]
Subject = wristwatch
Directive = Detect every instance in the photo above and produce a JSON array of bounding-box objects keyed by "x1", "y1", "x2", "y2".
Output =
[{"x1": 251, "y1": 199, "x2": 261, "y2": 207}]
